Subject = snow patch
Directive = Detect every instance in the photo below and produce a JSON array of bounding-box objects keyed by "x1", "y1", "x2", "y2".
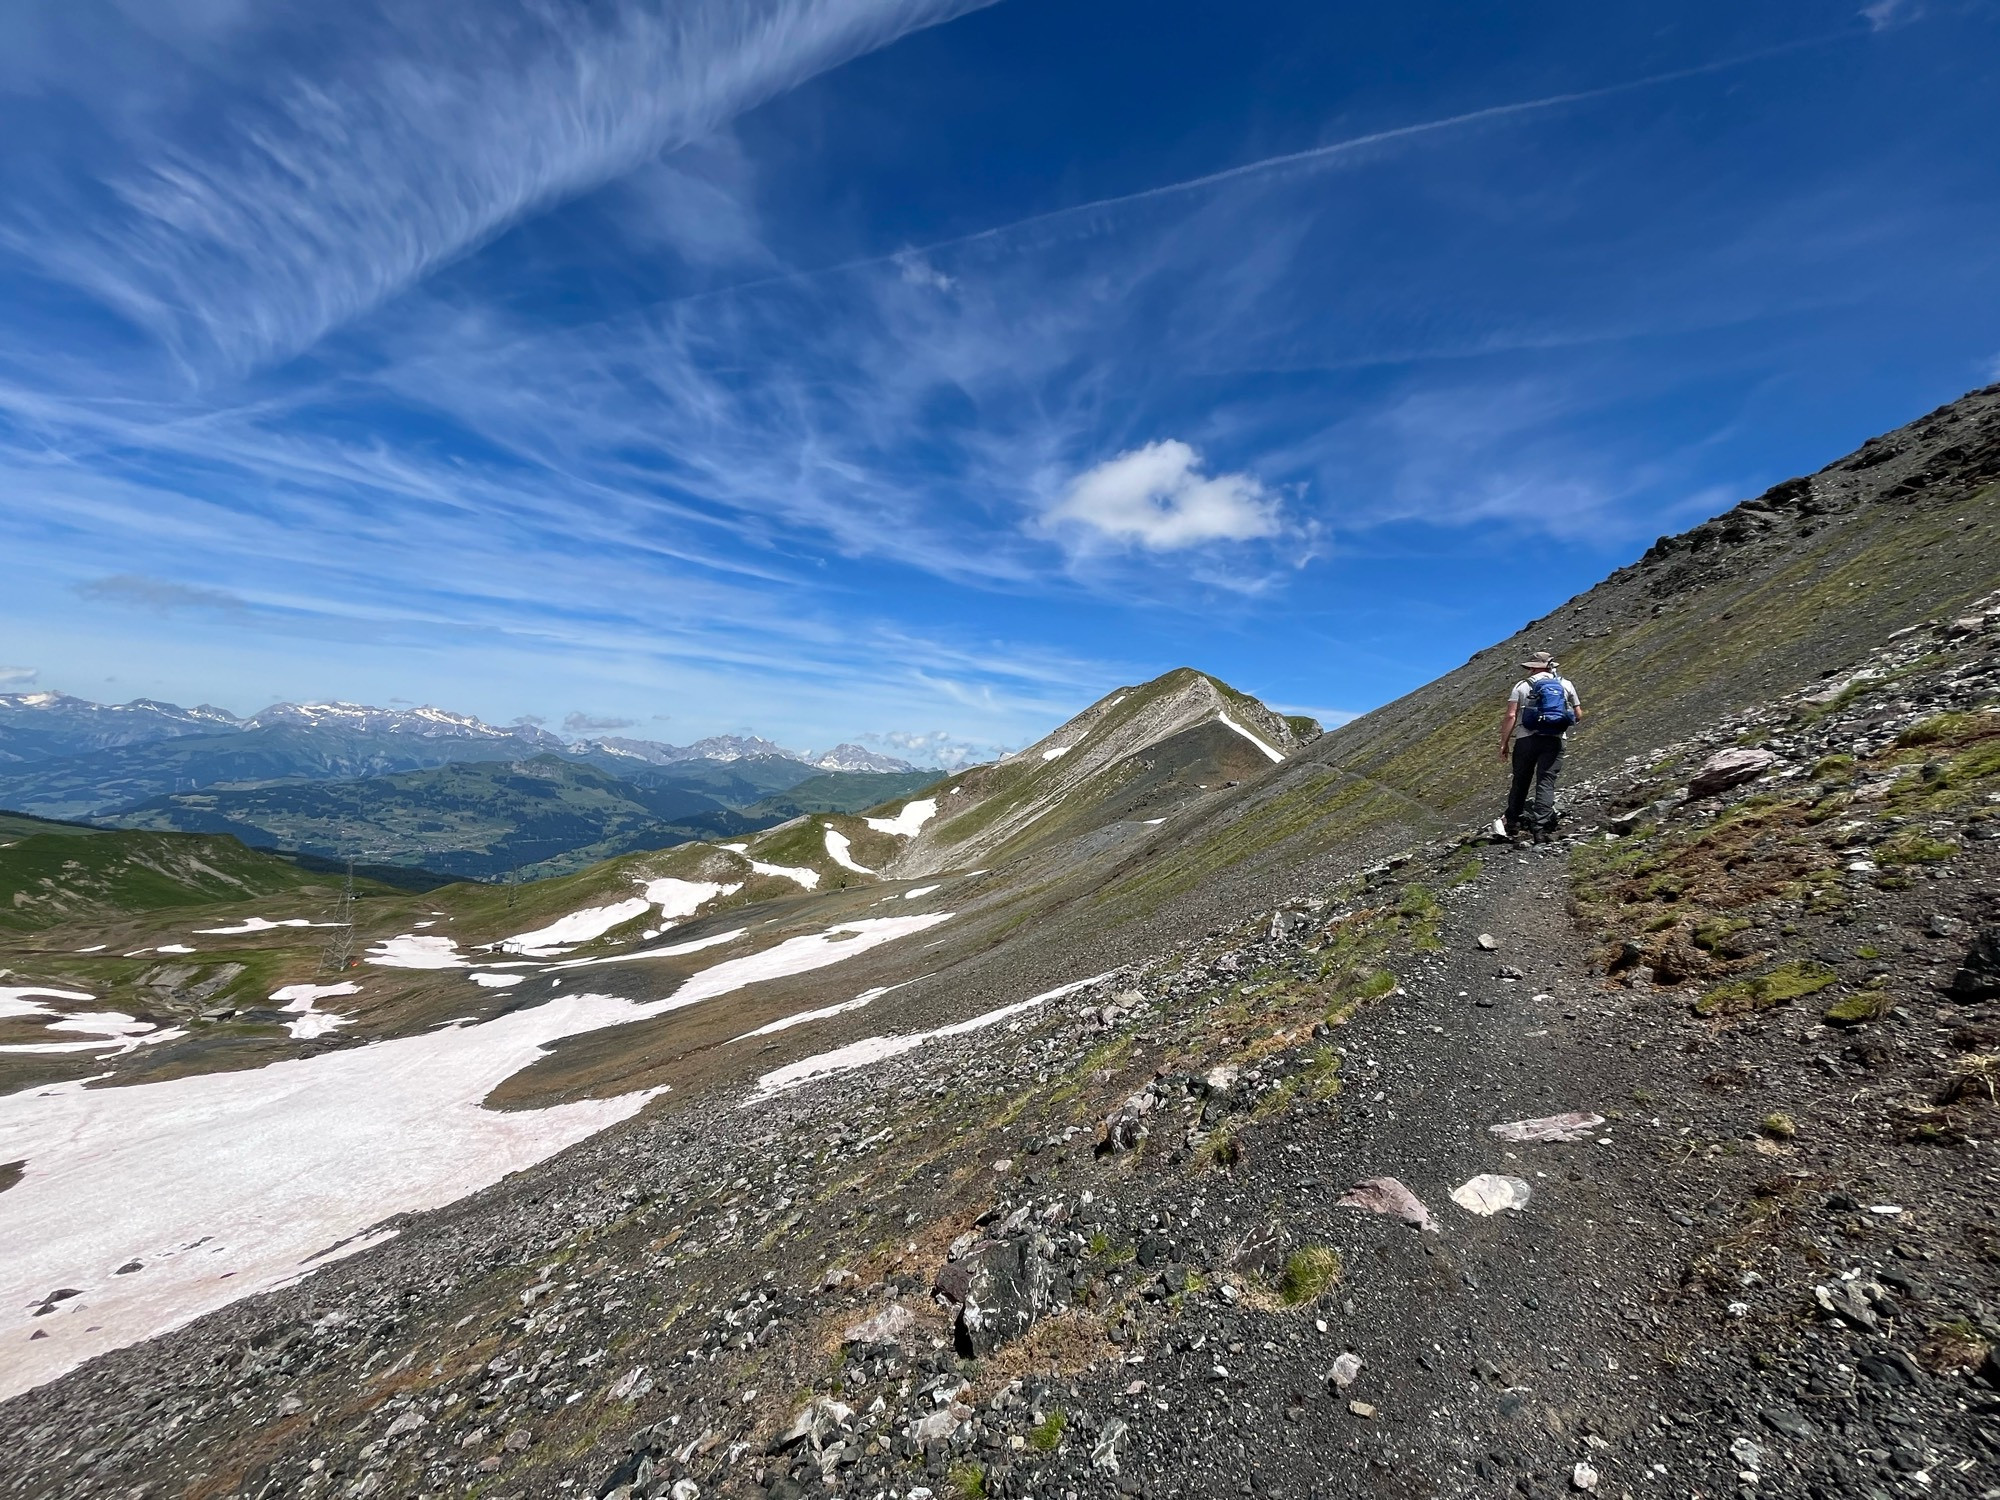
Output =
[
  {"x1": 470, "y1": 973, "x2": 525, "y2": 989},
  {"x1": 500, "y1": 898, "x2": 652, "y2": 956},
  {"x1": 863, "y1": 798, "x2": 937, "y2": 838},
  {"x1": 271, "y1": 982, "x2": 360, "y2": 1041},
  {"x1": 1040, "y1": 746, "x2": 1071, "y2": 761},
  {"x1": 0, "y1": 903, "x2": 958, "y2": 1398},
  {"x1": 366, "y1": 935, "x2": 468, "y2": 970},
  {"x1": 154, "y1": 944, "x2": 195, "y2": 955},
  {"x1": 641, "y1": 878, "x2": 737, "y2": 922},
  {"x1": 196, "y1": 918, "x2": 334, "y2": 935},
  {"x1": 729, "y1": 988, "x2": 887, "y2": 1043},
  {"x1": 0, "y1": 989, "x2": 184, "y2": 1057},
  {"x1": 823, "y1": 827, "x2": 873, "y2": 874},
  {"x1": 902, "y1": 885, "x2": 940, "y2": 901},
  {"x1": 1215, "y1": 709, "x2": 1284, "y2": 764},
  {"x1": 665, "y1": 916, "x2": 949, "y2": 1015},
  {"x1": 748, "y1": 859, "x2": 819, "y2": 890},
  {"x1": 0, "y1": 990, "x2": 667, "y2": 1401},
  {"x1": 549, "y1": 928, "x2": 747, "y2": 971},
  {"x1": 754, "y1": 971, "x2": 1116, "y2": 1097}
]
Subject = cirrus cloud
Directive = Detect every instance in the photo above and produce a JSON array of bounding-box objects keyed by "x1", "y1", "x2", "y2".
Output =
[{"x1": 1042, "y1": 440, "x2": 1285, "y2": 552}]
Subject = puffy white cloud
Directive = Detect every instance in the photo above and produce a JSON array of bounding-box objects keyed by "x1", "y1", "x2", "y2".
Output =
[{"x1": 1044, "y1": 440, "x2": 1283, "y2": 551}]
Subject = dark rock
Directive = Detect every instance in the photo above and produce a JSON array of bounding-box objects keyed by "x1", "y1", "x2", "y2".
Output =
[
  {"x1": 955, "y1": 1235, "x2": 1056, "y2": 1357},
  {"x1": 1949, "y1": 928, "x2": 2000, "y2": 1000},
  {"x1": 1759, "y1": 1407, "x2": 1819, "y2": 1440},
  {"x1": 1856, "y1": 1350, "x2": 1921, "y2": 1387}
]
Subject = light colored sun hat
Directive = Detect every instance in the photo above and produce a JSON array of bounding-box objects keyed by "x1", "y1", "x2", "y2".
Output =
[{"x1": 1521, "y1": 651, "x2": 1556, "y2": 670}]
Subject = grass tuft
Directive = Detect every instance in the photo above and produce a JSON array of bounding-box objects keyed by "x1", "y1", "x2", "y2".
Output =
[{"x1": 1277, "y1": 1246, "x2": 1343, "y2": 1306}]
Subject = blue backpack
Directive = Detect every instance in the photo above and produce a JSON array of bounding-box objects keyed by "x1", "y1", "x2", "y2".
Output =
[{"x1": 1520, "y1": 674, "x2": 1574, "y2": 734}]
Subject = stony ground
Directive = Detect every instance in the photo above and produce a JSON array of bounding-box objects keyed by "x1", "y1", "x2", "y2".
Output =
[{"x1": 4, "y1": 605, "x2": 2000, "y2": 1500}]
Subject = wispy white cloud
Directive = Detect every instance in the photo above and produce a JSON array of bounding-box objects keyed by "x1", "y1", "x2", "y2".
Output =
[
  {"x1": 75, "y1": 574, "x2": 249, "y2": 614},
  {"x1": 0, "y1": 666, "x2": 37, "y2": 687},
  {"x1": 862, "y1": 728, "x2": 1005, "y2": 768},
  {"x1": 562, "y1": 711, "x2": 639, "y2": 733},
  {"x1": 1042, "y1": 440, "x2": 1284, "y2": 551},
  {"x1": 2, "y1": 0, "x2": 998, "y2": 377}
]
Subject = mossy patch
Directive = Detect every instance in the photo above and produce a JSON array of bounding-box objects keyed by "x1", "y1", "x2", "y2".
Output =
[
  {"x1": 1823, "y1": 991, "x2": 1889, "y2": 1027},
  {"x1": 1027, "y1": 1410, "x2": 1067, "y2": 1451},
  {"x1": 1694, "y1": 960, "x2": 1836, "y2": 1018},
  {"x1": 1876, "y1": 832, "x2": 1957, "y2": 865}
]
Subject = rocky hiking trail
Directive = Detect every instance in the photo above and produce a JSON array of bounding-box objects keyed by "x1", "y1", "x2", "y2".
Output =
[{"x1": 5, "y1": 607, "x2": 2000, "y2": 1500}]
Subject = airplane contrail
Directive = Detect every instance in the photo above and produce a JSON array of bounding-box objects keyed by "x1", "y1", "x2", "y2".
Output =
[{"x1": 661, "y1": 28, "x2": 1858, "y2": 308}]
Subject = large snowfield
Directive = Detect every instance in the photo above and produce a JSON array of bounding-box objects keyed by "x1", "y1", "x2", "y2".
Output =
[{"x1": 0, "y1": 911, "x2": 952, "y2": 1399}]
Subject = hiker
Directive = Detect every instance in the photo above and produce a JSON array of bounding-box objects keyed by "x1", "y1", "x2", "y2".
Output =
[{"x1": 1495, "y1": 651, "x2": 1582, "y2": 844}]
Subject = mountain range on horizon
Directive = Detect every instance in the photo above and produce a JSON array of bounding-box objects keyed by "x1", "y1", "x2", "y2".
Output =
[{"x1": 0, "y1": 689, "x2": 923, "y2": 777}]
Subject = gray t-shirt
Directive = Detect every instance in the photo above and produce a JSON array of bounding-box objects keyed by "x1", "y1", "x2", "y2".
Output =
[{"x1": 1509, "y1": 673, "x2": 1581, "y2": 744}]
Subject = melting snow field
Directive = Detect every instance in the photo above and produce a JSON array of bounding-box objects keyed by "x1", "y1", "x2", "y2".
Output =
[
  {"x1": 748, "y1": 858, "x2": 819, "y2": 890},
  {"x1": 0, "y1": 909, "x2": 954, "y2": 1399},
  {"x1": 196, "y1": 917, "x2": 336, "y2": 936},
  {"x1": 367, "y1": 934, "x2": 468, "y2": 969},
  {"x1": 728, "y1": 986, "x2": 891, "y2": 1042},
  {"x1": 500, "y1": 897, "x2": 651, "y2": 956},
  {"x1": 0, "y1": 992, "x2": 664, "y2": 1401},
  {"x1": 498, "y1": 880, "x2": 739, "y2": 957},
  {"x1": 0, "y1": 988, "x2": 185, "y2": 1057},
  {"x1": 823, "y1": 827, "x2": 873, "y2": 874},
  {"x1": 1215, "y1": 709, "x2": 1285, "y2": 764},
  {"x1": 753, "y1": 971, "x2": 1116, "y2": 1096},
  {"x1": 863, "y1": 798, "x2": 937, "y2": 838},
  {"x1": 1040, "y1": 746, "x2": 1071, "y2": 761},
  {"x1": 271, "y1": 983, "x2": 361, "y2": 1041}
]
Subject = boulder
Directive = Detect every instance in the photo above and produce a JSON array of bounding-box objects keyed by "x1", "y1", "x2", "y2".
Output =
[
  {"x1": 1097, "y1": 1090, "x2": 1157, "y2": 1154},
  {"x1": 1949, "y1": 927, "x2": 2000, "y2": 1000},
  {"x1": 841, "y1": 1303, "x2": 913, "y2": 1347},
  {"x1": 953, "y1": 1234, "x2": 1057, "y2": 1357},
  {"x1": 1685, "y1": 748, "x2": 1779, "y2": 799}
]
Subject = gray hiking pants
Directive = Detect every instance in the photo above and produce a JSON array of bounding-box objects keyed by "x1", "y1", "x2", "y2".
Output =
[{"x1": 1505, "y1": 734, "x2": 1565, "y2": 834}]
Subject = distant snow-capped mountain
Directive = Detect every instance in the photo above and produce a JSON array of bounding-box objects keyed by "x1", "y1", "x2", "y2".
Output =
[
  {"x1": 575, "y1": 734, "x2": 917, "y2": 772},
  {"x1": 0, "y1": 692, "x2": 242, "y2": 763},
  {"x1": 246, "y1": 701, "x2": 564, "y2": 747},
  {"x1": 811, "y1": 742, "x2": 917, "y2": 773},
  {"x1": 0, "y1": 689, "x2": 924, "y2": 819}
]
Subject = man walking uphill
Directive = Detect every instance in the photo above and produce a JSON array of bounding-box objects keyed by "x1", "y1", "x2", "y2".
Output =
[{"x1": 1495, "y1": 652, "x2": 1582, "y2": 845}]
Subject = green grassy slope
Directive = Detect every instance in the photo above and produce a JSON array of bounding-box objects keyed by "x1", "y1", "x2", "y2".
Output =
[{"x1": 0, "y1": 828, "x2": 387, "y2": 933}]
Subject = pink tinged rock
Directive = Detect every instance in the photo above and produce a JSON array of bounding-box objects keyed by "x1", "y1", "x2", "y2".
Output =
[
  {"x1": 1328, "y1": 1352, "x2": 1363, "y2": 1390},
  {"x1": 1686, "y1": 748, "x2": 1779, "y2": 798},
  {"x1": 1488, "y1": 1112, "x2": 1605, "y2": 1143},
  {"x1": 1451, "y1": 1174, "x2": 1533, "y2": 1215},
  {"x1": 841, "y1": 1302, "x2": 914, "y2": 1346},
  {"x1": 1336, "y1": 1176, "x2": 1437, "y2": 1232}
]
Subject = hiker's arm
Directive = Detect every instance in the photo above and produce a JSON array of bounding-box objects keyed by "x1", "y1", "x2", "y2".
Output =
[{"x1": 1498, "y1": 702, "x2": 1517, "y2": 760}]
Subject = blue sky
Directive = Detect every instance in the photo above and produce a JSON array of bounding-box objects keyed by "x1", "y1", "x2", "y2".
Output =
[{"x1": 2, "y1": 0, "x2": 1997, "y2": 764}]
